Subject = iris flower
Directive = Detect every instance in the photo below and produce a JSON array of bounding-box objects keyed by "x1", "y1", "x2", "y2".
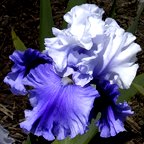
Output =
[{"x1": 4, "y1": 3, "x2": 141, "y2": 141}]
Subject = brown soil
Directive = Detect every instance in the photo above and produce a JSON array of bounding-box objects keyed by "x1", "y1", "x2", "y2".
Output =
[{"x1": 0, "y1": 0, "x2": 144, "y2": 144}]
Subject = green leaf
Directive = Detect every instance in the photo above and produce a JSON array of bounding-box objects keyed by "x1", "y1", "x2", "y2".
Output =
[
  {"x1": 11, "y1": 29, "x2": 26, "y2": 51},
  {"x1": 119, "y1": 85, "x2": 137, "y2": 102},
  {"x1": 52, "y1": 119, "x2": 98, "y2": 144},
  {"x1": 40, "y1": 0, "x2": 54, "y2": 51},
  {"x1": 131, "y1": 73, "x2": 144, "y2": 94},
  {"x1": 22, "y1": 135, "x2": 31, "y2": 144},
  {"x1": 132, "y1": 82, "x2": 144, "y2": 96},
  {"x1": 119, "y1": 73, "x2": 144, "y2": 102},
  {"x1": 127, "y1": 0, "x2": 144, "y2": 34},
  {"x1": 132, "y1": 73, "x2": 144, "y2": 85},
  {"x1": 62, "y1": 0, "x2": 87, "y2": 28},
  {"x1": 109, "y1": 0, "x2": 117, "y2": 18}
]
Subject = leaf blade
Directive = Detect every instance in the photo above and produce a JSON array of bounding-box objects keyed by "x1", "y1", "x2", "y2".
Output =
[
  {"x1": 22, "y1": 135, "x2": 31, "y2": 144},
  {"x1": 11, "y1": 29, "x2": 26, "y2": 51},
  {"x1": 40, "y1": 0, "x2": 54, "y2": 51},
  {"x1": 119, "y1": 73, "x2": 144, "y2": 102},
  {"x1": 127, "y1": 1, "x2": 144, "y2": 34}
]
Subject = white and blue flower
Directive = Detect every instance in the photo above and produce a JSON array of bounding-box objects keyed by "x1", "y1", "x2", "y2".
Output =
[{"x1": 4, "y1": 3, "x2": 141, "y2": 141}]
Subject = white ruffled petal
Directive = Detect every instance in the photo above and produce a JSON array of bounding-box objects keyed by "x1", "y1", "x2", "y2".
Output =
[{"x1": 109, "y1": 64, "x2": 139, "y2": 89}]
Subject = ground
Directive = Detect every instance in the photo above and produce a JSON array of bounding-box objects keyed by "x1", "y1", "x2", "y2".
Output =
[{"x1": 0, "y1": 0, "x2": 144, "y2": 144}]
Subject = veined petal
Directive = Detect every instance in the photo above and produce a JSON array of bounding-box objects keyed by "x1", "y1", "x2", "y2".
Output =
[
  {"x1": 44, "y1": 4, "x2": 105, "y2": 78},
  {"x1": 21, "y1": 64, "x2": 99, "y2": 140},
  {"x1": 72, "y1": 72, "x2": 93, "y2": 87},
  {"x1": 97, "y1": 106, "x2": 125, "y2": 137},
  {"x1": 93, "y1": 80, "x2": 133, "y2": 137},
  {"x1": 64, "y1": 4, "x2": 104, "y2": 26},
  {"x1": 4, "y1": 48, "x2": 51, "y2": 95},
  {"x1": 4, "y1": 71, "x2": 26, "y2": 95},
  {"x1": 45, "y1": 45, "x2": 72, "y2": 72},
  {"x1": 94, "y1": 18, "x2": 141, "y2": 89},
  {"x1": 109, "y1": 64, "x2": 139, "y2": 89},
  {"x1": 97, "y1": 101, "x2": 133, "y2": 138},
  {"x1": 71, "y1": 54, "x2": 97, "y2": 86}
]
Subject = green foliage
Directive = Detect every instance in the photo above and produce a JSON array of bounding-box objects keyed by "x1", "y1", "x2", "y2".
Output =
[
  {"x1": 62, "y1": 0, "x2": 87, "y2": 28},
  {"x1": 127, "y1": 1, "x2": 144, "y2": 34},
  {"x1": 40, "y1": 0, "x2": 54, "y2": 51},
  {"x1": 119, "y1": 73, "x2": 144, "y2": 102},
  {"x1": 65, "y1": 0, "x2": 87, "y2": 12},
  {"x1": 132, "y1": 82, "x2": 144, "y2": 96},
  {"x1": 109, "y1": 0, "x2": 117, "y2": 18},
  {"x1": 52, "y1": 119, "x2": 98, "y2": 144},
  {"x1": 132, "y1": 72, "x2": 144, "y2": 96},
  {"x1": 22, "y1": 135, "x2": 31, "y2": 144},
  {"x1": 11, "y1": 29, "x2": 26, "y2": 51}
]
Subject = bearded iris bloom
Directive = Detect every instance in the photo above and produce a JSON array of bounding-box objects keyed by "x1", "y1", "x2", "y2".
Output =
[{"x1": 4, "y1": 3, "x2": 141, "y2": 141}]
